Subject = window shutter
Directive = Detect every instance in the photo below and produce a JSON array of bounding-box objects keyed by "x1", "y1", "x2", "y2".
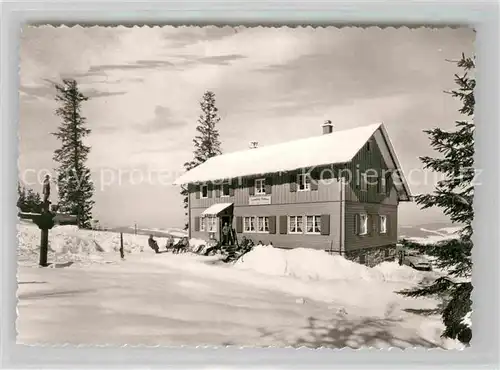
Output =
[
  {"x1": 194, "y1": 217, "x2": 200, "y2": 232},
  {"x1": 229, "y1": 180, "x2": 235, "y2": 196},
  {"x1": 354, "y1": 214, "x2": 359, "y2": 235},
  {"x1": 290, "y1": 173, "x2": 297, "y2": 192},
  {"x1": 377, "y1": 177, "x2": 381, "y2": 193},
  {"x1": 386, "y1": 215, "x2": 391, "y2": 236},
  {"x1": 248, "y1": 178, "x2": 255, "y2": 196},
  {"x1": 279, "y1": 215, "x2": 288, "y2": 234},
  {"x1": 265, "y1": 177, "x2": 273, "y2": 194},
  {"x1": 320, "y1": 214, "x2": 330, "y2": 235},
  {"x1": 195, "y1": 185, "x2": 200, "y2": 199},
  {"x1": 268, "y1": 216, "x2": 277, "y2": 234},
  {"x1": 236, "y1": 216, "x2": 243, "y2": 233},
  {"x1": 386, "y1": 173, "x2": 392, "y2": 195},
  {"x1": 371, "y1": 214, "x2": 377, "y2": 234}
]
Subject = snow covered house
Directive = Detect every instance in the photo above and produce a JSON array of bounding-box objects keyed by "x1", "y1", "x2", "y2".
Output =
[{"x1": 174, "y1": 122, "x2": 412, "y2": 266}]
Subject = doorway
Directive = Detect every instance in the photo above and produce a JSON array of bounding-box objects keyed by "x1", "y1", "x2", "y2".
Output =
[{"x1": 220, "y1": 216, "x2": 233, "y2": 245}]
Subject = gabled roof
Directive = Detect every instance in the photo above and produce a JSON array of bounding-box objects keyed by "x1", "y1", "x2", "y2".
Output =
[{"x1": 174, "y1": 123, "x2": 412, "y2": 201}]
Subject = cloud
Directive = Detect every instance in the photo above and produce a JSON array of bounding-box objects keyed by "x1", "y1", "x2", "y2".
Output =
[
  {"x1": 133, "y1": 105, "x2": 188, "y2": 133},
  {"x1": 196, "y1": 54, "x2": 247, "y2": 65},
  {"x1": 88, "y1": 59, "x2": 175, "y2": 73}
]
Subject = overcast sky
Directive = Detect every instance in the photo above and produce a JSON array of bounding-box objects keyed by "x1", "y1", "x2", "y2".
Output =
[{"x1": 19, "y1": 26, "x2": 475, "y2": 229}]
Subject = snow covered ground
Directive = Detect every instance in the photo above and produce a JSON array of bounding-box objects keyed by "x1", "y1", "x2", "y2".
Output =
[{"x1": 16, "y1": 223, "x2": 465, "y2": 349}]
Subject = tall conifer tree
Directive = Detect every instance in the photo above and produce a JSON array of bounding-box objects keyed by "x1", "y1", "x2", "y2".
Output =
[
  {"x1": 398, "y1": 54, "x2": 475, "y2": 345},
  {"x1": 52, "y1": 79, "x2": 95, "y2": 229},
  {"x1": 181, "y1": 91, "x2": 222, "y2": 230}
]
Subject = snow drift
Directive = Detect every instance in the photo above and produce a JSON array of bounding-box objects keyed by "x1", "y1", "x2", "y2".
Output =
[
  {"x1": 234, "y1": 245, "x2": 386, "y2": 281},
  {"x1": 234, "y1": 245, "x2": 430, "y2": 284}
]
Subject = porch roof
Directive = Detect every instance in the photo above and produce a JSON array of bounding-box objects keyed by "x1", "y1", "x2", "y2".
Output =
[{"x1": 201, "y1": 203, "x2": 234, "y2": 217}]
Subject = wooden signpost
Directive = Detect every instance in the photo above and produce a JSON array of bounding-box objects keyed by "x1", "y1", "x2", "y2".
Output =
[{"x1": 17, "y1": 178, "x2": 78, "y2": 267}]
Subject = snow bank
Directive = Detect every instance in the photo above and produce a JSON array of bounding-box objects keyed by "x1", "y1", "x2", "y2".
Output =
[
  {"x1": 234, "y1": 245, "x2": 384, "y2": 282},
  {"x1": 17, "y1": 223, "x2": 180, "y2": 266},
  {"x1": 373, "y1": 262, "x2": 423, "y2": 283}
]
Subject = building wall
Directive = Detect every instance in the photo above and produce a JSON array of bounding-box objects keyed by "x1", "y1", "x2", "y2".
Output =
[
  {"x1": 191, "y1": 201, "x2": 342, "y2": 252},
  {"x1": 343, "y1": 136, "x2": 399, "y2": 206},
  {"x1": 188, "y1": 169, "x2": 341, "y2": 209},
  {"x1": 343, "y1": 201, "x2": 398, "y2": 252}
]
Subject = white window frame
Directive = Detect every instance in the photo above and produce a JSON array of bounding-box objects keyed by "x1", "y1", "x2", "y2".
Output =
[
  {"x1": 200, "y1": 216, "x2": 206, "y2": 232},
  {"x1": 221, "y1": 180, "x2": 231, "y2": 197},
  {"x1": 200, "y1": 184, "x2": 208, "y2": 199},
  {"x1": 359, "y1": 213, "x2": 368, "y2": 235},
  {"x1": 379, "y1": 215, "x2": 387, "y2": 234},
  {"x1": 297, "y1": 173, "x2": 311, "y2": 191},
  {"x1": 254, "y1": 178, "x2": 266, "y2": 195},
  {"x1": 288, "y1": 215, "x2": 304, "y2": 234},
  {"x1": 243, "y1": 216, "x2": 255, "y2": 233},
  {"x1": 257, "y1": 216, "x2": 269, "y2": 233},
  {"x1": 305, "y1": 215, "x2": 322, "y2": 234},
  {"x1": 207, "y1": 217, "x2": 217, "y2": 233},
  {"x1": 243, "y1": 216, "x2": 269, "y2": 233}
]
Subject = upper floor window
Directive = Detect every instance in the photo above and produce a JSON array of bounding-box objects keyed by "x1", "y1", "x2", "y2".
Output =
[
  {"x1": 255, "y1": 178, "x2": 266, "y2": 195},
  {"x1": 222, "y1": 180, "x2": 231, "y2": 197},
  {"x1": 200, "y1": 185, "x2": 208, "y2": 198},
  {"x1": 297, "y1": 173, "x2": 311, "y2": 191}
]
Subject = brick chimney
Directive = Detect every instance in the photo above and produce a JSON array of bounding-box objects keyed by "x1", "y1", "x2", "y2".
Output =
[{"x1": 322, "y1": 120, "x2": 333, "y2": 135}]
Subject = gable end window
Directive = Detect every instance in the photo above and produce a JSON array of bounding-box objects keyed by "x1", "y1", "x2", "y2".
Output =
[{"x1": 255, "y1": 178, "x2": 266, "y2": 195}]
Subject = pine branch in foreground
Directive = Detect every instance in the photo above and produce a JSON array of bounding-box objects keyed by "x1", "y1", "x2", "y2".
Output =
[{"x1": 397, "y1": 53, "x2": 475, "y2": 345}]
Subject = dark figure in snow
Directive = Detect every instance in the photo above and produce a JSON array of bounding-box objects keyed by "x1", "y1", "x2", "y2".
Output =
[
  {"x1": 173, "y1": 237, "x2": 189, "y2": 254},
  {"x1": 165, "y1": 235, "x2": 175, "y2": 251},
  {"x1": 148, "y1": 235, "x2": 160, "y2": 253},
  {"x1": 222, "y1": 222, "x2": 230, "y2": 245}
]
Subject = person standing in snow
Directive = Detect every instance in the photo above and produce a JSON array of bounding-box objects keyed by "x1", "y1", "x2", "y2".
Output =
[
  {"x1": 148, "y1": 235, "x2": 159, "y2": 253},
  {"x1": 222, "y1": 222, "x2": 230, "y2": 245}
]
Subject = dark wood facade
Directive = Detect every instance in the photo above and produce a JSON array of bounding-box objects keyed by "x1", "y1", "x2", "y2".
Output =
[{"x1": 187, "y1": 133, "x2": 404, "y2": 256}]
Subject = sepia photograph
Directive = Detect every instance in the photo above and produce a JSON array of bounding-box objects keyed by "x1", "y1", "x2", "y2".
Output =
[{"x1": 17, "y1": 25, "x2": 474, "y2": 349}]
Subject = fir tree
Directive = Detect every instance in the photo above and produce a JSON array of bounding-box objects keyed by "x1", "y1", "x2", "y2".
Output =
[
  {"x1": 398, "y1": 54, "x2": 475, "y2": 345},
  {"x1": 16, "y1": 182, "x2": 27, "y2": 211},
  {"x1": 181, "y1": 91, "x2": 222, "y2": 230},
  {"x1": 16, "y1": 183, "x2": 43, "y2": 213},
  {"x1": 52, "y1": 79, "x2": 95, "y2": 229}
]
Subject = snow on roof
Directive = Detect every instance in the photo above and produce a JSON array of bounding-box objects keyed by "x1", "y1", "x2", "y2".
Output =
[
  {"x1": 174, "y1": 123, "x2": 382, "y2": 185},
  {"x1": 201, "y1": 203, "x2": 234, "y2": 216}
]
